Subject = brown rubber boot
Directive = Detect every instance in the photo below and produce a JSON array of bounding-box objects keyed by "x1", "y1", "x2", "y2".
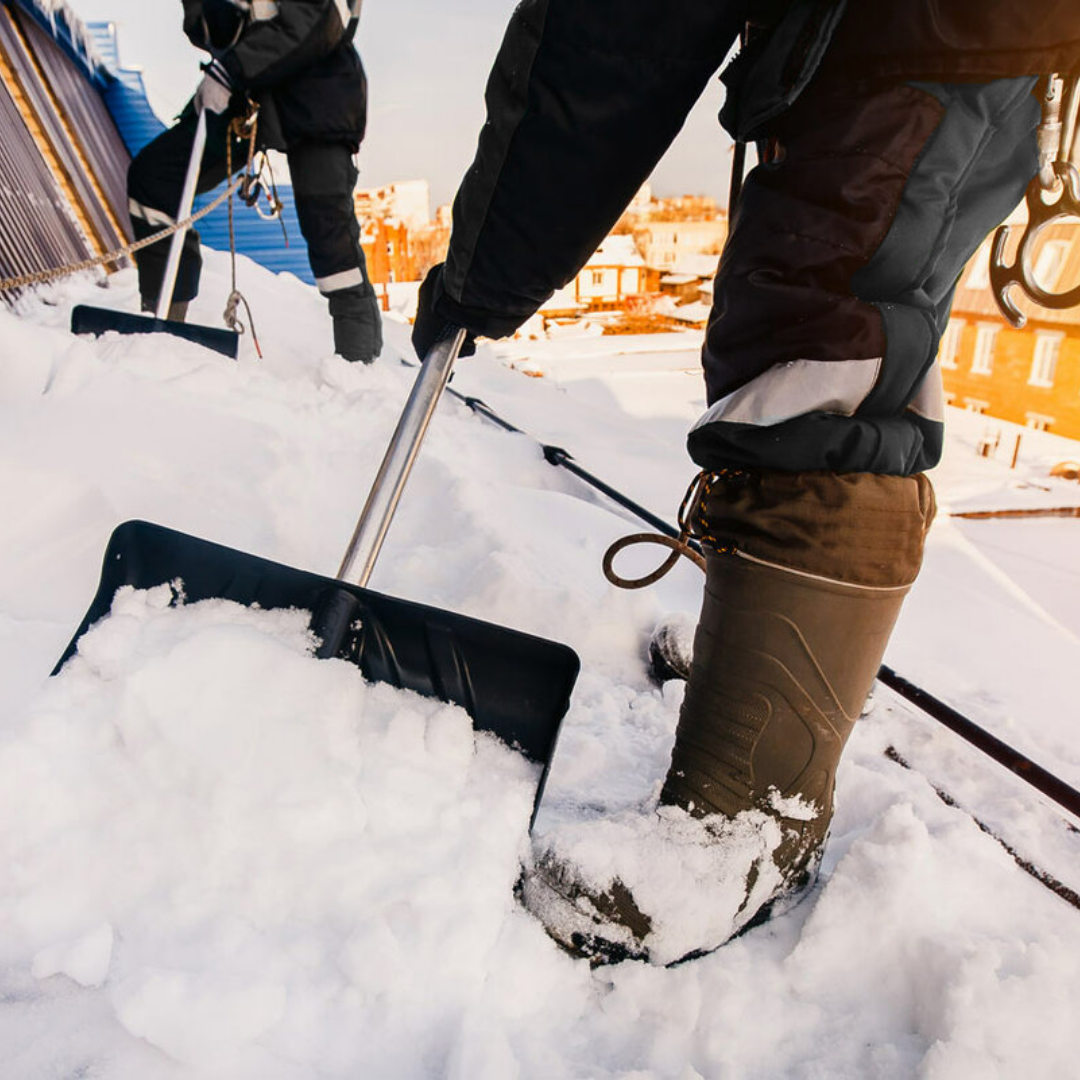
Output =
[{"x1": 521, "y1": 469, "x2": 935, "y2": 965}]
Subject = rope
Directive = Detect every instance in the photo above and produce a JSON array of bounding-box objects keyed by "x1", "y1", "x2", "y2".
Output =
[
  {"x1": 0, "y1": 179, "x2": 244, "y2": 294},
  {"x1": 602, "y1": 472, "x2": 709, "y2": 589},
  {"x1": 449, "y1": 385, "x2": 1080, "y2": 824},
  {"x1": 601, "y1": 469, "x2": 746, "y2": 590},
  {"x1": 222, "y1": 110, "x2": 263, "y2": 356}
]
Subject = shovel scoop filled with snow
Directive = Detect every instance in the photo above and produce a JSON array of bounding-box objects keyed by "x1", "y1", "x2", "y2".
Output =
[{"x1": 52, "y1": 331, "x2": 580, "y2": 820}]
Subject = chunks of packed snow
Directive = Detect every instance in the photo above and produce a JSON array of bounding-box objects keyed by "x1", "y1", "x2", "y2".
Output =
[
  {"x1": 1, "y1": 253, "x2": 1079, "y2": 1078},
  {"x1": 2, "y1": 585, "x2": 537, "y2": 1073}
]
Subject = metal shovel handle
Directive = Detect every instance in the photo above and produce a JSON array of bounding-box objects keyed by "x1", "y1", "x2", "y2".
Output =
[
  {"x1": 337, "y1": 327, "x2": 468, "y2": 587},
  {"x1": 156, "y1": 109, "x2": 209, "y2": 320}
]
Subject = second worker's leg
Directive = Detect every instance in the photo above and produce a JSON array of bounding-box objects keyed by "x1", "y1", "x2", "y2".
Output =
[
  {"x1": 289, "y1": 142, "x2": 383, "y2": 364},
  {"x1": 127, "y1": 105, "x2": 240, "y2": 317}
]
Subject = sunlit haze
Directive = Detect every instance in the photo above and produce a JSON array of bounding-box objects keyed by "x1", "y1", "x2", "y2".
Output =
[{"x1": 66, "y1": 0, "x2": 736, "y2": 211}]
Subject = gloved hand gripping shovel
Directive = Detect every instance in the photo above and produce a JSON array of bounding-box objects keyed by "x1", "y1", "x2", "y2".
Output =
[
  {"x1": 70, "y1": 109, "x2": 241, "y2": 359},
  {"x1": 54, "y1": 329, "x2": 579, "y2": 823}
]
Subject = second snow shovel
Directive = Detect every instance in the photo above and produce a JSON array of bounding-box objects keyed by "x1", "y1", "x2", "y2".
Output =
[
  {"x1": 71, "y1": 109, "x2": 240, "y2": 359},
  {"x1": 54, "y1": 329, "x2": 579, "y2": 818}
]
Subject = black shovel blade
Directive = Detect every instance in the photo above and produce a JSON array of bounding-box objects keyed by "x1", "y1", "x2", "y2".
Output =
[
  {"x1": 71, "y1": 305, "x2": 240, "y2": 359},
  {"x1": 54, "y1": 522, "x2": 579, "y2": 794}
]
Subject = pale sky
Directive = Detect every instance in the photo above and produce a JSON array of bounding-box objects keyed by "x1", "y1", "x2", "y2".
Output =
[{"x1": 68, "y1": 0, "x2": 736, "y2": 209}]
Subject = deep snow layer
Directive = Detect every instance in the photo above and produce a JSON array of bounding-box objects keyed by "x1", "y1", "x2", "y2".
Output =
[{"x1": 1, "y1": 255, "x2": 1080, "y2": 1079}]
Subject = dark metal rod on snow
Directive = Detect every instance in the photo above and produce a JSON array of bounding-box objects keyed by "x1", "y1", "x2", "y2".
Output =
[
  {"x1": 337, "y1": 327, "x2": 466, "y2": 587},
  {"x1": 449, "y1": 392, "x2": 701, "y2": 551},
  {"x1": 878, "y1": 666, "x2": 1080, "y2": 821},
  {"x1": 156, "y1": 109, "x2": 208, "y2": 321},
  {"x1": 452, "y1": 386, "x2": 1080, "y2": 818}
]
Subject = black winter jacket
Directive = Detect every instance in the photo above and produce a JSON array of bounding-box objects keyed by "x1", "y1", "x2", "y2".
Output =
[
  {"x1": 437, "y1": 0, "x2": 1080, "y2": 339},
  {"x1": 182, "y1": 0, "x2": 367, "y2": 150}
]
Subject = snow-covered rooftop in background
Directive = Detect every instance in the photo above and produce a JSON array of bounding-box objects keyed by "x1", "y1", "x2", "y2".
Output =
[
  {"x1": 669, "y1": 252, "x2": 719, "y2": 279},
  {"x1": 1, "y1": 253, "x2": 1079, "y2": 1078},
  {"x1": 584, "y1": 233, "x2": 645, "y2": 267}
]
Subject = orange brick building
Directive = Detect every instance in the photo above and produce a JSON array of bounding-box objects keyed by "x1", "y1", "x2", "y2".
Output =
[{"x1": 942, "y1": 222, "x2": 1080, "y2": 438}]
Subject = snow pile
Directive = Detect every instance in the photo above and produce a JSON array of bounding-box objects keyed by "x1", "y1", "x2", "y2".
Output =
[
  {"x1": 3, "y1": 582, "x2": 535, "y2": 1075},
  {"x1": 1, "y1": 252, "x2": 1079, "y2": 1078}
]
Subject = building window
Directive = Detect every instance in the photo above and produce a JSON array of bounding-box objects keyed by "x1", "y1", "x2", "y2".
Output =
[
  {"x1": 1033, "y1": 240, "x2": 1070, "y2": 292},
  {"x1": 944, "y1": 391, "x2": 957, "y2": 405},
  {"x1": 591, "y1": 270, "x2": 604, "y2": 287},
  {"x1": 1029, "y1": 333, "x2": 1063, "y2": 387},
  {"x1": 939, "y1": 319, "x2": 964, "y2": 369},
  {"x1": 966, "y1": 242, "x2": 992, "y2": 289},
  {"x1": 1025, "y1": 413, "x2": 1054, "y2": 431},
  {"x1": 971, "y1": 325, "x2": 998, "y2": 375},
  {"x1": 964, "y1": 398, "x2": 989, "y2": 414}
]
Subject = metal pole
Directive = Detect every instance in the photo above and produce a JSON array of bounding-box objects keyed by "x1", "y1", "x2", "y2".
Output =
[
  {"x1": 878, "y1": 666, "x2": 1080, "y2": 822},
  {"x1": 156, "y1": 109, "x2": 208, "y2": 321},
  {"x1": 337, "y1": 328, "x2": 467, "y2": 586}
]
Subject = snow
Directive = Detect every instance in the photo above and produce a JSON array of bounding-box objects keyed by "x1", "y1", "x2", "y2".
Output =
[{"x1": 2, "y1": 251, "x2": 1079, "y2": 1078}]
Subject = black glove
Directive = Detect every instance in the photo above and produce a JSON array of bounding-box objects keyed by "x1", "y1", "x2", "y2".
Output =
[{"x1": 412, "y1": 265, "x2": 477, "y2": 361}]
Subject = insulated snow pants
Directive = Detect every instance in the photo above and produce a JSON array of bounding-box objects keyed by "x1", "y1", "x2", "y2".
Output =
[
  {"x1": 127, "y1": 106, "x2": 379, "y2": 336},
  {"x1": 689, "y1": 76, "x2": 1042, "y2": 477}
]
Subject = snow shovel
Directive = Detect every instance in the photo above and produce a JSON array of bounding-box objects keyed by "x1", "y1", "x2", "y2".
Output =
[
  {"x1": 71, "y1": 109, "x2": 240, "y2": 359},
  {"x1": 54, "y1": 329, "x2": 579, "y2": 818}
]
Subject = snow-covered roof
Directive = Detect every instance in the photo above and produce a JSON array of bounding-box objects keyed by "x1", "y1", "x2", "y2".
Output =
[
  {"x1": 16, "y1": 0, "x2": 106, "y2": 79},
  {"x1": 585, "y1": 234, "x2": 645, "y2": 268},
  {"x1": 669, "y1": 301, "x2": 712, "y2": 324},
  {"x1": 669, "y1": 253, "x2": 719, "y2": 279}
]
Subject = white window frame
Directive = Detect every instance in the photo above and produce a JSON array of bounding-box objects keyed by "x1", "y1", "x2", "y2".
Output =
[
  {"x1": 966, "y1": 242, "x2": 992, "y2": 290},
  {"x1": 1025, "y1": 412, "x2": 1055, "y2": 431},
  {"x1": 971, "y1": 325, "x2": 998, "y2": 376},
  {"x1": 1032, "y1": 240, "x2": 1071, "y2": 293},
  {"x1": 964, "y1": 398, "x2": 989, "y2": 414},
  {"x1": 1028, "y1": 332, "x2": 1063, "y2": 388},
  {"x1": 939, "y1": 318, "x2": 964, "y2": 370}
]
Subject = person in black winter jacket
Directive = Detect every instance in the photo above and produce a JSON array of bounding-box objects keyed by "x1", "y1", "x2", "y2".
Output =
[
  {"x1": 128, "y1": 0, "x2": 382, "y2": 363},
  {"x1": 412, "y1": 0, "x2": 1080, "y2": 964}
]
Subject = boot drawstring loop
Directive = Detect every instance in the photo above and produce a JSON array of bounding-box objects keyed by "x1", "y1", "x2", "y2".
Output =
[{"x1": 602, "y1": 470, "x2": 744, "y2": 590}]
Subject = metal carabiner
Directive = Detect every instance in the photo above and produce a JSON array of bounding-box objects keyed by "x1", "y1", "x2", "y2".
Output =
[
  {"x1": 990, "y1": 75, "x2": 1080, "y2": 327},
  {"x1": 990, "y1": 160, "x2": 1080, "y2": 327}
]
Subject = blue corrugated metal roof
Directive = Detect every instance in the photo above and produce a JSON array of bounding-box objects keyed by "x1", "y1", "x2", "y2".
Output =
[
  {"x1": 194, "y1": 184, "x2": 316, "y2": 285},
  {"x1": 51, "y1": 12, "x2": 314, "y2": 286},
  {"x1": 84, "y1": 22, "x2": 165, "y2": 156}
]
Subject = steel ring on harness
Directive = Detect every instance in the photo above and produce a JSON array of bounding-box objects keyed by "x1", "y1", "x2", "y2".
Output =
[
  {"x1": 602, "y1": 532, "x2": 706, "y2": 590},
  {"x1": 991, "y1": 160, "x2": 1080, "y2": 327}
]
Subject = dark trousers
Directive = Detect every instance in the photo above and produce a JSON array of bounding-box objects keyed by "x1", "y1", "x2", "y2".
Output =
[{"x1": 127, "y1": 106, "x2": 378, "y2": 319}]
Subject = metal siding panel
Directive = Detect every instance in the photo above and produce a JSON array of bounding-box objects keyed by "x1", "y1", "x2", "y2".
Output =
[
  {"x1": 194, "y1": 184, "x2": 316, "y2": 285},
  {"x1": 0, "y1": 68, "x2": 95, "y2": 299},
  {"x1": 85, "y1": 21, "x2": 166, "y2": 158},
  {"x1": 18, "y1": 11, "x2": 130, "y2": 234},
  {"x1": 0, "y1": 5, "x2": 118, "y2": 255}
]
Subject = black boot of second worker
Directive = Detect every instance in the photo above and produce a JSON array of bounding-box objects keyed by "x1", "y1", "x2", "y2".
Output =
[
  {"x1": 290, "y1": 141, "x2": 383, "y2": 364},
  {"x1": 330, "y1": 283, "x2": 383, "y2": 364}
]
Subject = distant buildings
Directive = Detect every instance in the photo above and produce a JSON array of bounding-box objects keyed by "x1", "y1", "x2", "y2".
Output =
[
  {"x1": 540, "y1": 235, "x2": 650, "y2": 320},
  {"x1": 940, "y1": 221, "x2": 1080, "y2": 440},
  {"x1": 355, "y1": 180, "x2": 450, "y2": 292},
  {"x1": 353, "y1": 182, "x2": 727, "y2": 329},
  {"x1": 351, "y1": 179, "x2": 1079, "y2": 441}
]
